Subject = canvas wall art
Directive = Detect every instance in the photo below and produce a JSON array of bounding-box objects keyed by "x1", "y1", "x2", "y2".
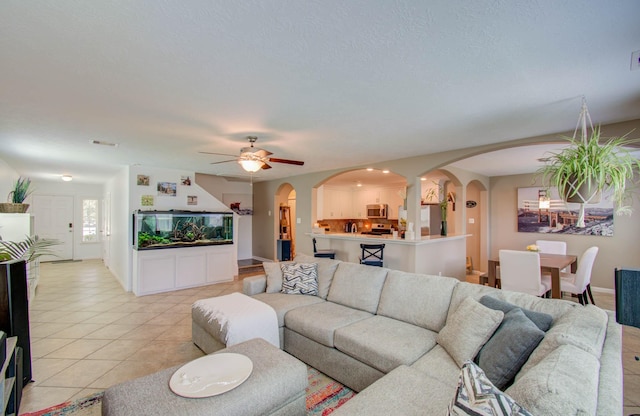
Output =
[{"x1": 517, "y1": 187, "x2": 614, "y2": 236}]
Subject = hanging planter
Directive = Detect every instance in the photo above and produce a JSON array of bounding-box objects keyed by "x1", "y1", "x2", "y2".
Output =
[{"x1": 537, "y1": 98, "x2": 640, "y2": 227}]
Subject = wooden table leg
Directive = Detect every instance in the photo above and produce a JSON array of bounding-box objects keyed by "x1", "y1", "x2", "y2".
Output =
[
  {"x1": 488, "y1": 260, "x2": 498, "y2": 288},
  {"x1": 551, "y1": 268, "x2": 561, "y2": 299}
]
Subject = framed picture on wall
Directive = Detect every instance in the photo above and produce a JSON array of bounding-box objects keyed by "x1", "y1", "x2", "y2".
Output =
[
  {"x1": 141, "y1": 195, "x2": 154, "y2": 206},
  {"x1": 181, "y1": 176, "x2": 192, "y2": 186},
  {"x1": 158, "y1": 182, "x2": 177, "y2": 197},
  {"x1": 517, "y1": 187, "x2": 614, "y2": 236},
  {"x1": 137, "y1": 175, "x2": 150, "y2": 186},
  {"x1": 187, "y1": 195, "x2": 197, "y2": 205}
]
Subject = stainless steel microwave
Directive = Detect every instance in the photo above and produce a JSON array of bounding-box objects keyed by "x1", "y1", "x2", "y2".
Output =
[{"x1": 366, "y1": 204, "x2": 388, "y2": 219}]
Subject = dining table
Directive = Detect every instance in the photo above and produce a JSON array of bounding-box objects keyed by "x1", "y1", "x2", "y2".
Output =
[{"x1": 487, "y1": 252, "x2": 578, "y2": 299}]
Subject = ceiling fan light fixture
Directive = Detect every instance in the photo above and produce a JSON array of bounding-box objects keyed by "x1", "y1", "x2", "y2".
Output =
[
  {"x1": 61, "y1": 174, "x2": 73, "y2": 182},
  {"x1": 239, "y1": 159, "x2": 263, "y2": 173}
]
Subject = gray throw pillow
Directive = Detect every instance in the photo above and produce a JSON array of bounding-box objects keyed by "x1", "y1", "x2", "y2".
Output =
[
  {"x1": 437, "y1": 297, "x2": 504, "y2": 367},
  {"x1": 479, "y1": 295, "x2": 553, "y2": 332},
  {"x1": 476, "y1": 308, "x2": 545, "y2": 390},
  {"x1": 263, "y1": 261, "x2": 290, "y2": 293},
  {"x1": 280, "y1": 262, "x2": 319, "y2": 295}
]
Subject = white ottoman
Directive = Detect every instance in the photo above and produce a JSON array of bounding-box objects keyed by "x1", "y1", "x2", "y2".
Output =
[{"x1": 192, "y1": 292, "x2": 279, "y2": 353}]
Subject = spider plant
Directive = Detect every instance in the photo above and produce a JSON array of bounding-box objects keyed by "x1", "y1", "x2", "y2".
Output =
[
  {"x1": 537, "y1": 126, "x2": 640, "y2": 215},
  {"x1": 0, "y1": 235, "x2": 60, "y2": 263}
]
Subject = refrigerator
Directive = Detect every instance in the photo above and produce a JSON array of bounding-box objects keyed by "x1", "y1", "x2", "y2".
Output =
[
  {"x1": 0, "y1": 214, "x2": 32, "y2": 242},
  {"x1": 420, "y1": 204, "x2": 442, "y2": 236}
]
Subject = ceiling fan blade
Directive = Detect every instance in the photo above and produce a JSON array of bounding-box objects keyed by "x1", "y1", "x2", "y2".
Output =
[
  {"x1": 210, "y1": 159, "x2": 238, "y2": 165},
  {"x1": 267, "y1": 157, "x2": 305, "y2": 166},
  {"x1": 199, "y1": 151, "x2": 238, "y2": 157},
  {"x1": 255, "y1": 149, "x2": 273, "y2": 158},
  {"x1": 261, "y1": 162, "x2": 272, "y2": 170}
]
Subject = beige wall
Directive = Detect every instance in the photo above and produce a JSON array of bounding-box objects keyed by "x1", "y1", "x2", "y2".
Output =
[{"x1": 490, "y1": 173, "x2": 640, "y2": 290}]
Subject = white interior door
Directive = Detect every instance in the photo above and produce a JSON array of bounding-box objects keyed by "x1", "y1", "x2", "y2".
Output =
[{"x1": 32, "y1": 195, "x2": 74, "y2": 261}]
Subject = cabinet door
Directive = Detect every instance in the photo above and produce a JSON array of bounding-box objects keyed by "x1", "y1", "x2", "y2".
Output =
[
  {"x1": 176, "y1": 253, "x2": 206, "y2": 288},
  {"x1": 207, "y1": 249, "x2": 234, "y2": 283},
  {"x1": 380, "y1": 187, "x2": 404, "y2": 219},
  {"x1": 138, "y1": 255, "x2": 175, "y2": 294},
  {"x1": 323, "y1": 187, "x2": 353, "y2": 219}
]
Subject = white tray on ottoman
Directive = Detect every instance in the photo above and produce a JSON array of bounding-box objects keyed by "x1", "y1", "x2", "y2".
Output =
[{"x1": 102, "y1": 338, "x2": 307, "y2": 416}]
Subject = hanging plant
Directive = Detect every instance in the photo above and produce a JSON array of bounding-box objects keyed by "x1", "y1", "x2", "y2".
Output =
[{"x1": 536, "y1": 99, "x2": 640, "y2": 226}]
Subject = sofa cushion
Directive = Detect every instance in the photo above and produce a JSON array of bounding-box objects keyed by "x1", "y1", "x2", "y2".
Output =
[
  {"x1": 294, "y1": 254, "x2": 340, "y2": 299},
  {"x1": 449, "y1": 282, "x2": 574, "y2": 322},
  {"x1": 263, "y1": 261, "x2": 292, "y2": 293},
  {"x1": 475, "y1": 308, "x2": 544, "y2": 390},
  {"x1": 479, "y1": 295, "x2": 553, "y2": 332},
  {"x1": 327, "y1": 262, "x2": 388, "y2": 314},
  {"x1": 506, "y1": 344, "x2": 600, "y2": 415},
  {"x1": 331, "y1": 365, "x2": 455, "y2": 416},
  {"x1": 410, "y1": 344, "x2": 460, "y2": 387},
  {"x1": 251, "y1": 293, "x2": 325, "y2": 327},
  {"x1": 437, "y1": 297, "x2": 503, "y2": 367},
  {"x1": 448, "y1": 361, "x2": 532, "y2": 416},
  {"x1": 377, "y1": 270, "x2": 457, "y2": 332},
  {"x1": 517, "y1": 304, "x2": 608, "y2": 376},
  {"x1": 285, "y1": 301, "x2": 372, "y2": 348},
  {"x1": 280, "y1": 262, "x2": 319, "y2": 295},
  {"x1": 334, "y1": 315, "x2": 438, "y2": 373}
]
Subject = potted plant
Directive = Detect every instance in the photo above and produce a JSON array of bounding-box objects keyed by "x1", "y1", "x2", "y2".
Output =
[
  {"x1": 424, "y1": 181, "x2": 451, "y2": 236},
  {"x1": 0, "y1": 177, "x2": 33, "y2": 213},
  {"x1": 537, "y1": 126, "x2": 640, "y2": 226}
]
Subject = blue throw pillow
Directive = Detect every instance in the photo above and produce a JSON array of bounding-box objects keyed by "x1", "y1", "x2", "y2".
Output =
[
  {"x1": 479, "y1": 295, "x2": 553, "y2": 332},
  {"x1": 475, "y1": 308, "x2": 545, "y2": 390}
]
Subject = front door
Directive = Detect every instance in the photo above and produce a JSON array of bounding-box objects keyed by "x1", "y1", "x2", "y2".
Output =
[{"x1": 31, "y1": 195, "x2": 74, "y2": 261}]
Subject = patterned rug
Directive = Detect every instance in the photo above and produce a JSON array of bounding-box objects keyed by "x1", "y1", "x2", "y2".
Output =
[{"x1": 22, "y1": 366, "x2": 355, "y2": 416}]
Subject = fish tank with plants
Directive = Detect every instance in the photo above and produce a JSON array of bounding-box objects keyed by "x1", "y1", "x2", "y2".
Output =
[{"x1": 133, "y1": 210, "x2": 233, "y2": 250}]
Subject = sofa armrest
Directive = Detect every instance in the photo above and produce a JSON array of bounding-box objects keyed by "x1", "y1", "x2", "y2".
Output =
[{"x1": 243, "y1": 274, "x2": 267, "y2": 295}]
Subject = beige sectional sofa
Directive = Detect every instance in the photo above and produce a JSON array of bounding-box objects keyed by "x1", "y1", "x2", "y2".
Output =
[{"x1": 241, "y1": 254, "x2": 622, "y2": 415}]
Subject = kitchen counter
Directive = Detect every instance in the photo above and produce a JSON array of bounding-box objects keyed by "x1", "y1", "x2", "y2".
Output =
[{"x1": 308, "y1": 232, "x2": 469, "y2": 279}]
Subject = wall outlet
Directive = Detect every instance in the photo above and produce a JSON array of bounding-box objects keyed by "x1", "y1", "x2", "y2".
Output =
[
  {"x1": 468, "y1": 218, "x2": 475, "y2": 224},
  {"x1": 296, "y1": 218, "x2": 301, "y2": 224},
  {"x1": 632, "y1": 50, "x2": 640, "y2": 71}
]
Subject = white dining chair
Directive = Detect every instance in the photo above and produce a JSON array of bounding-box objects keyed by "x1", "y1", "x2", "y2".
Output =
[
  {"x1": 560, "y1": 246, "x2": 599, "y2": 305},
  {"x1": 499, "y1": 250, "x2": 551, "y2": 297},
  {"x1": 535, "y1": 240, "x2": 567, "y2": 255},
  {"x1": 536, "y1": 239, "x2": 569, "y2": 273}
]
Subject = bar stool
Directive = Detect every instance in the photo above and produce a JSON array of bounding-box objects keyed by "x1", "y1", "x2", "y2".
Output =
[
  {"x1": 360, "y1": 243, "x2": 385, "y2": 267},
  {"x1": 313, "y1": 238, "x2": 336, "y2": 259}
]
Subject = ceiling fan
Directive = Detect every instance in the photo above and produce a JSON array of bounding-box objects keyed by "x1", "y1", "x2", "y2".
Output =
[{"x1": 199, "y1": 136, "x2": 305, "y2": 173}]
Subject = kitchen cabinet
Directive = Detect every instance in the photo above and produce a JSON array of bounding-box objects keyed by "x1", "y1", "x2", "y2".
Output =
[
  {"x1": 321, "y1": 186, "x2": 353, "y2": 219},
  {"x1": 380, "y1": 187, "x2": 405, "y2": 220}
]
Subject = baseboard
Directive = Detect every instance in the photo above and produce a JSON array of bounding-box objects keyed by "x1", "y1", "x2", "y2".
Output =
[
  {"x1": 252, "y1": 256, "x2": 272, "y2": 263},
  {"x1": 591, "y1": 286, "x2": 614, "y2": 294}
]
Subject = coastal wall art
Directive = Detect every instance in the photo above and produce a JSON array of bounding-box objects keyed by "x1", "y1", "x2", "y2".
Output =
[{"x1": 517, "y1": 187, "x2": 614, "y2": 236}]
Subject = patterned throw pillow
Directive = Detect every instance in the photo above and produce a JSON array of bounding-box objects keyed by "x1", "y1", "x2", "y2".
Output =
[
  {"x1": 280, "y1": 262, "x2": 319, "y2": 295},
  {"x1": 448, "y1": 361, "x2": 532, "y2": 416}
]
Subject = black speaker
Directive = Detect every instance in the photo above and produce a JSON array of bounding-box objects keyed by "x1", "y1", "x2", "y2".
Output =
[
  {"x1": 0, "y1": 260, "x2": 32, "y2": 385},
  {"x1": 615, "y1": 268, "x2": 640, "y2": 329}
]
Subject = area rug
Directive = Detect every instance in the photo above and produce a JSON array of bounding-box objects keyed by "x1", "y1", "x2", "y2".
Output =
[{"x1": 22, "y1": 367, "x2": 355, "y2": 416}]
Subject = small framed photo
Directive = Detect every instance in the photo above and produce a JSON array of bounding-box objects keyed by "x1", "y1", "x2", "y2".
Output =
[
  {"x1": 141, "y1": 195, "x2": 154, "y2": 206},
  {"x1": 187, "y1": 195, "x2": 198, "y2": 206},
  {"x1": 137, "y1": 175, "x2": 150, "y2": 186},
  {"x1": 181, "y1": 176, "x2": 192, "y2": 186},
  {"x1": 158, "y1": 182, "x2": 177, "y2": 197}
]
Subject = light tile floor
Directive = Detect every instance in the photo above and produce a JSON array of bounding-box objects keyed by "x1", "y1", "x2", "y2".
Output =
[{"x1": 18, "y1": 261, "x2": 640, "y2": 414}]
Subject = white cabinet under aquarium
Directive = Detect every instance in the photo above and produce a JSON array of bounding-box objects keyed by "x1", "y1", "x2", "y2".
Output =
[{"x1": 131, "y1": 210, "x2": 237, "y2": 296}]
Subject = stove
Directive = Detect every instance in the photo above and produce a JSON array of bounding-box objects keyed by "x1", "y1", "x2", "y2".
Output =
[{"x1": 361, "y1": 223, "x2": 392, "y2": 235}]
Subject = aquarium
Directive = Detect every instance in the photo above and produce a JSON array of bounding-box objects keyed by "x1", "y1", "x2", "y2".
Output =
[{"x1": 133, "y1": 210, "x2": 233, "y2": 250}]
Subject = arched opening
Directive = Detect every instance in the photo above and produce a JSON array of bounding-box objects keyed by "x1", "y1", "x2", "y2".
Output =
[
  {"x1": 312, "y1": 168, "x2": 407, "y2": 235},
  {"x1": 275, "y1": 183, "x2": 296, "y2": 260},
  {"x1": 464, "y1": 179, "x2": 488, "y2": 280},
  {"x1": 419, "y1": 169, "x2": 462, "y2": 237}
]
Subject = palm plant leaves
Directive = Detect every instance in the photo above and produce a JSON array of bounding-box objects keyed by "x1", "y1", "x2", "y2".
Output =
[
  {"x1": 0, "y1": 235, "x2": 60, "y2": 262},
  {"x1": 8, "y1": 177, "x2": 33, "y2": 203}
]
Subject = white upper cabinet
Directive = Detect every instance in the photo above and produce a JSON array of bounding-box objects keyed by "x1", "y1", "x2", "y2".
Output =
[{"x1": 319, "y1": 185, "x2": 405, "y2": 220}]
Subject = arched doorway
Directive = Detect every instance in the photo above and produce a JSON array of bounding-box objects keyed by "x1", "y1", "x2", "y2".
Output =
[{"x1": 275, "y1": 183, "x2": 296, "y2": 260}]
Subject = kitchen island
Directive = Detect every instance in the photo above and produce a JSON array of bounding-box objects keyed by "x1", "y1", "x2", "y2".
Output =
[{"x1": 309, "y1": 232, "x2": 468, "y2": 280}]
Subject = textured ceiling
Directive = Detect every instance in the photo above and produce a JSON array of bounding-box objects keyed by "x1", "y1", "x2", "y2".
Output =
[{"x1": 1, "y1": 1, "x2": 639, "y2": 183}]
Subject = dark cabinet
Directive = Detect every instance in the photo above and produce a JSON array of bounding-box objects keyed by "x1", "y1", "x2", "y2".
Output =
[{"x1": 277, "y1": 240, "x2": 291, "y2": 261}]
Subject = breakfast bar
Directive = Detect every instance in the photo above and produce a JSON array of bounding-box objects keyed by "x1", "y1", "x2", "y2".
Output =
[{"x1": 309, "y1": 233, "x2": 468, "y2": 280}]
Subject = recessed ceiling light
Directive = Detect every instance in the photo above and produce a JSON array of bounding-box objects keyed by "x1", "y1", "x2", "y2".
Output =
[
  {"x1": 366, "y1": 168, "x2": 374, "y2": 171},
  {"x1": 382, "y1": 170, "x2": 390, "y2": 174},
  {"x1": 91, "y1": 139, "x2": 119, "y2": 147},
  {"x1": 357, "y1": 183, "x2": 362, "y2": 187},
  {"x1": 61, "y1": 174, "x2": 73, "y2": 182},
  {"x1": 420, "y1": 177, "x2": 426, "y2": 181}
]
